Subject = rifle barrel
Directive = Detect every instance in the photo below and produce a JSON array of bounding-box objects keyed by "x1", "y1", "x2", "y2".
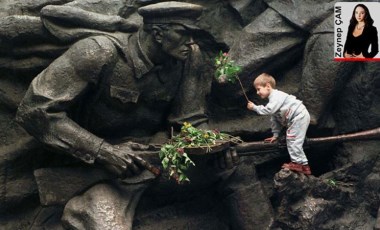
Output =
[
  {"x1": 306, "y1": 127, "x2": 380, "y2": 145},
  {"x1": 235, "y1": 127, "x2": 380, "y2": 154},
  {"x1": 136, "y1": 127, "x2": 380, "y2": 157}
]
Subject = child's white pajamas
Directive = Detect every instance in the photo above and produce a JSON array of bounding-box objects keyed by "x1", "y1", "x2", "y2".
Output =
[{"x1": 253, "y1": 89, "x2": 310, "y2": 165}]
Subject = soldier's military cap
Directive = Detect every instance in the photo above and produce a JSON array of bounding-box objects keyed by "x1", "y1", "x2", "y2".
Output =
[{"x1": 138, "y1": 1, "x2": 203, "y2": 30}]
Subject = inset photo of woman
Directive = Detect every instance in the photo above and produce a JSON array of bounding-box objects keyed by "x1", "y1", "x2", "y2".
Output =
[{"x1": 334, "y1": 2, "x2": 379, "y2": 60}]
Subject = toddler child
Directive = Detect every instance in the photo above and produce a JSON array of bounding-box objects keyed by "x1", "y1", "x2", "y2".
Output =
[{"x1": 247, "y1": 73, "x2": 311, "y2": 175}]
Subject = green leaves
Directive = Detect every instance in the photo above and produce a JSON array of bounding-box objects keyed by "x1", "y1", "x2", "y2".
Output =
[
  {"x1": 327, "y1": 179, "x2": 337, "y2": 186},
  {"x1": 214, "y1": 51, "x2": 242, "y2": 84},
  {"x1": 159, "y1": 122, "x2": 228, "y2": 184},
  {"x1": 162, "y1": 157, "x2": 169, "y2": 169},
  {"x1": 159, "y1": 142, "x2": 195, "y2": 184}
]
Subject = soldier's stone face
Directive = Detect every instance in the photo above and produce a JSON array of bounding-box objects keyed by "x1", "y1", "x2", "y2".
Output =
[{"x1": 161, "y1": 25, "x2": 194, "y2": 61}]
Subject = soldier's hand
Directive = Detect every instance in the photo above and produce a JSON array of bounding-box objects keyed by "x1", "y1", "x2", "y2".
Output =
[
  {"x1": 96, "y1": 142, "x2": 159, "y2": 178},
  {"x1": 217, "y1": 147, "x2": 239, "y2": 169}
]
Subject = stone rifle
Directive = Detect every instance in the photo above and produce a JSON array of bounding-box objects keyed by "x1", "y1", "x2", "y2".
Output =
[
  {"x1": 34, "y1": 127, "x2": 380, "y2": 206},
  {"x1": 236, "y1": 127, "x2": 380, "y2": 156}
]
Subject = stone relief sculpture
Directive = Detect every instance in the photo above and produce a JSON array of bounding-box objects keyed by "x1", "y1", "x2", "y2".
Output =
[
  {"x1": 15, "y1": 2, "x2": 209, "y2": 229},
  {"x1": 4, "y1": 1, "x2": 272, "y2": 229},
  {"x1": 1, "y1": 0, "x2": 380, "y2": 229}
]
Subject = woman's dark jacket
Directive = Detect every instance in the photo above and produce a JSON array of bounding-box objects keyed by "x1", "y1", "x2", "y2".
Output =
[{"x1": 343, "y1": 25, "x2": 378, "y2": 58}]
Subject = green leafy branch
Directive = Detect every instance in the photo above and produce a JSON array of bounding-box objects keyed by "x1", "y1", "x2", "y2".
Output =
[
  {"x1": 159, "y1": 122, "x2": 230, "y2": 184},
  {"x1": 214, "y1": 51, "x2": 242, "y2": 84},
  {"x1": 214, "y1": 51, "x2": 249, "y2": 102}
]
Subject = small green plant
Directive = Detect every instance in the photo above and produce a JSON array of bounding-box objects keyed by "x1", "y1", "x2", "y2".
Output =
[
  {"x1": 159, "y1": 122, "x2": 230, "y2": 184},
  {"x1": 327, "y1": 179, "x2": 337, "y2": 186}
]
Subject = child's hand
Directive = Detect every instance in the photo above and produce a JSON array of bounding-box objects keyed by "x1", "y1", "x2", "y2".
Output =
[
  {"x1": 264, "y1": 136, "x2": 277, "y2": 143},
  {"x1": 247, "y1": 101, "x2": 255, "y2": 110}
]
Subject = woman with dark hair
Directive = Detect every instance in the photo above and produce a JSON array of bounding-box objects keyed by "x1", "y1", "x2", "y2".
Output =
[{"x1": 343, "y1": 4, "x2": 378, "y2": 58}]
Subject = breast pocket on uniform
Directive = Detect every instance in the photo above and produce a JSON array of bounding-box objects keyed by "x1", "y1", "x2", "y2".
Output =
[{"x1": 109, "y1": 85, "x2": 139, "y2": 103}]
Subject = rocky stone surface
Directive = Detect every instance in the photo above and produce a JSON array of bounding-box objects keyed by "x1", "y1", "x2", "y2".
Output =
[{"x1": 272, "y1": 151, "x2": 380, "y2": 230}]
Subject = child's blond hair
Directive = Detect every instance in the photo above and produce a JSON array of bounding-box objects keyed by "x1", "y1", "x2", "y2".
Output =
[{"x1": 253, "y1": 73, "x2": 276, "y2": 88}]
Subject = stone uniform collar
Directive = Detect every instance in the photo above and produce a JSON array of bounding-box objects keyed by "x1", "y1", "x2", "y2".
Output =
[
  {"x1": 128, "y1": 31, "x2": 155, "y2": 79},
  {"x1": 105, "y1": 31, "x2": 155, "y2": 79}
]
